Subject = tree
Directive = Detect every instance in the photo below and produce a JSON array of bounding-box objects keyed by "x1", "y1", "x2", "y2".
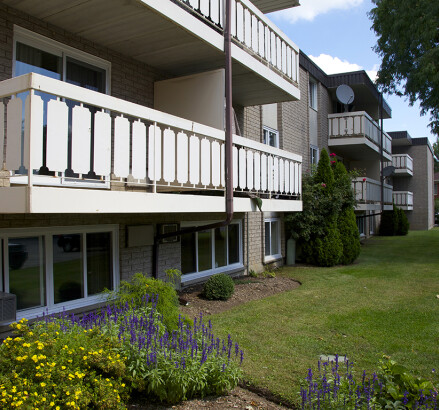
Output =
[{"x1": 369, "y1": 0, "x2": 439, "y2": 135}]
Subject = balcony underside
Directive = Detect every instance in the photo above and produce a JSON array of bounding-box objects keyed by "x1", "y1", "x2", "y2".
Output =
[
  {"x1": 0, "y1": 187, "x2": 302, "y2": 214},
  {"x1": 356, "y1": 203, "x2": 393, "y2": 212},
  {"x1": 328, "y1": 137, "x2": 392, "y2": 162},
  {"x1": 3, "y1": 0, "x2": 300, "y2": 106},
  {"x1": 393, "y1": 169, "x2": 413, "y2": 177}
]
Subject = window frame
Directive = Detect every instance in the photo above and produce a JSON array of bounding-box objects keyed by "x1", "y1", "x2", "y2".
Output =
[
  {"x1": 309, "y1": 78, "x2": 318, "y2": 111},
  {"x1": 180, "y1": 220, "x2": 243, "y2": 284},
  {"x1": 13, "y1": 25, "x2": 111, "y2": 94},
  {"x1": 0, "y1": 224, "x2": 119, "y2": 320},
  {"x1": 310, "y1": 145, "x2": 319, "y2": 166},
  {"x1": 262, "y1": 125, "x2": 280, "y2": 148},
  {"x1": 264, "y1": 217, "x2": 282, "y2": 263}
]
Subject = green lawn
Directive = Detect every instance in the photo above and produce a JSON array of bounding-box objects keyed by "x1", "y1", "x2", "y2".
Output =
[{"x1": 211, "y1": 229, "x2": 439, "y2": 404}]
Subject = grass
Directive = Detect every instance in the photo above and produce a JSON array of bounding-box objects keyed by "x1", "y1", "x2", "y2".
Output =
[{"x1": 211, "y1": 229, "x2": 439, "y2": 404}]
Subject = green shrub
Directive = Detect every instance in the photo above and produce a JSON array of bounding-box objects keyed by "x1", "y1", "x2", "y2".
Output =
[
  {"x1": 314, "y1": 149, "x2": 334, "y2": 193},
  {"x1": 396, "y1": 207, "x2": 410, "y2": 235},
  {"x1": 303, "y1": 218, "x2": 343, "y2": 267},
  {"x1": 108, "y1": 273, "x2": 180, "y2": 330},
  {"x1": 203, "y1": 274, "x2": 235, "y2": 301},
  {"x1": 0, "y1": 319, "x2": 129, "y2": 409},
  {"x1": 380, "y1": 205, "x2": 409, "y2": 236},
  {"x1": 379, "y1": 209, "x2": 397, "y2": 235},
  {"x1": 338, "y1": 207, "x2": 361, "y2": 265}
]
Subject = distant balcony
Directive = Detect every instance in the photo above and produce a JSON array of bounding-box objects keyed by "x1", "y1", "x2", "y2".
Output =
[
  {"x1": 352, "y1": 177, "x2": 393, "y2": 211},
  {"x1": 0, "y1": 73, "x2": 302, "y2": 214},
  {"x1": 385, "y1": 154, "x2": 413, "y2": 176},
  {"x1": 328, "y1": 111, "x2": 392, "y2": 161},
  {"x1": 393, "y1": 191, "x2": 414, "y2": 211}
]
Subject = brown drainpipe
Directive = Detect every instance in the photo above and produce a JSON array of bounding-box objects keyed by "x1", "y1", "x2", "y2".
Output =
[{"x1": 153, "y1": 0, "x2": 234, "y2": 278}]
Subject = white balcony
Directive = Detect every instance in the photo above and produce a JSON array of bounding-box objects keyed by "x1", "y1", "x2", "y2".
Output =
[
  {"x1": 352, "y1": 177, "x2": 393, "y2": 211},
  {"x1": 0, "y1": 73, "x2": 302, "y2": 214},
  {"x1": 385, "y1": 154, "x2": 413, "y2": 177},
  {"x1": 393, "y1": 191, "x2": 414, "y2": 211},
  {"x1": 328, "y1": 111, "x2": 392, "y2": 161},
  {"x1": 4, "y1": 0, "x2": 300, "y2": 106}
]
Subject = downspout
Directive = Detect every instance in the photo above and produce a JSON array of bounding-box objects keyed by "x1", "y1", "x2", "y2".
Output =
[{"x1": 152, "y1": 0, "x2": 234, "y2": 278}]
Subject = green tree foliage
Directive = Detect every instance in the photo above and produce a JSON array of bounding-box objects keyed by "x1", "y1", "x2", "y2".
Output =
[
  {"x1": 338, "y1": 207, "x2": 361, "y2": 265},
  {"x1": 286, "y1": 150, "x2": 360, "y2": 267},
  {"x1": 314, "y1": 149, "x2": 334, "y2": 192},
  {"x1": 369, "y1": 0, "x2": 439, "y2": 135},
  {"x1": 379, "y1": 205, "x2": 410, "y2": 236}
]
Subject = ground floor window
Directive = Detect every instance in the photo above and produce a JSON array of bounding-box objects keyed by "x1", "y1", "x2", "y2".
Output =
[
  {"x1": 0, "y1": 225, "x2": 118, "y2": 317},
  {"x1": 264, "y1": 218, "x2": 281, "y2": 262},
  {"x1": 357, "y1": 215, "x2": 365, "y2": 236},
  {"x1": 181, "y1": 221, "x2": 242, "y2": 281}
]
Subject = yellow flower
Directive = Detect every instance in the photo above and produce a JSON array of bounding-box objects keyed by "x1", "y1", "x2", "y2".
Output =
[{"x1": 40, "y1": 382, "x2": 46, "y2": 387}]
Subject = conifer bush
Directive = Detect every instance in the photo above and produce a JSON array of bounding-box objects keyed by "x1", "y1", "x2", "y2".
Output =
[
  {"x1": 379, "y1": 205, "x2": 409, "y2": 236},
  {"x1": 286, "y1": 149, "x2": 360, "y2": 267},
  {"x1": 396, "y1": 207, "x2": 410, "y2": 235},
  {"x1": 338, "y1": 207, "x2": 361, "y2": 265}
]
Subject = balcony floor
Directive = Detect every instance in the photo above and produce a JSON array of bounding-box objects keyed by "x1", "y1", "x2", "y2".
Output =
[{"x1": 0, "y1": 187, "x2": 302, "y2": 214}]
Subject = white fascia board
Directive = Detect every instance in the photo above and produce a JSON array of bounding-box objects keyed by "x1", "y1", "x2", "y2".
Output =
[
  {"x1": 139, "y1": 0, "x2": 224, "y2": 51},
  {"x1": 23, "y1": 187, "x2": 302, "y2": 214},
  {"x1": 355, "y1": 203, "x2": 382, "y2": 212},
  {"x1": 231, "y1": 44, "x2": 300, "y2": 101}
]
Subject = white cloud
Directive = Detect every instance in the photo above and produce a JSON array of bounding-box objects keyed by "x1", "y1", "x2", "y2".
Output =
[
  {"x1": 309, "y1": 54, "x2": 361, "y2": 74},
  {"x1": 309, "y1": 54, "x2": 378, "y2": 83},
  {"x1": 273, "y1": 0, "x2": 364, "y2": 23}
]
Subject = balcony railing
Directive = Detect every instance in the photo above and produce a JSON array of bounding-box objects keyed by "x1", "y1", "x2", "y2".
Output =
[
  {"x1": 352, "y1": 177, "x2": 393, "y2": 205},
  {"x1": 176, "y1": 0, "x2": 299, "y2": 84},
  {"x1": 385, "y1": 154, "x2": 413, "y2": 176},
  {"x1": 0, "y1": 73, "x2": 302, "y2": 199},
  {"x1": 393, "y1": 191, "x2": 413, "y2": 209},
  {"x1": 328, "y1": 111, "x2": 392, "y2": 155}
]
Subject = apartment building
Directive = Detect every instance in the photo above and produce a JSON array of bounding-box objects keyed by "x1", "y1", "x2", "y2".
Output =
[
  {"x1": 387, "y1": 131, "x2": 435, "y2": 230},
  {"x1": 251, "y1": 52, "x2": 394, "y2": 240},
  {"x1": 0, "y1": 0, "x2": 304, "y2": 323}
]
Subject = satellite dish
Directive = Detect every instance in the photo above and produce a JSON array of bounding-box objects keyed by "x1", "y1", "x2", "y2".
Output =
[
  {"x1": 336, "y1": 84, "x2": 355, "y2": 112},
  {"x1": 382, "y1": 165, "x2": 396, "y2": 177}
]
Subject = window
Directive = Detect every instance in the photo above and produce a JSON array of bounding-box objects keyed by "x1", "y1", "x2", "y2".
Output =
[
  {"x1": 0, "y1": 225, "x2": 118, "y2": 319},
  {"x1": 181, "y1": 221, "x2": 242, "y2": 281},
  {"x1": 13, "y1": 26, "x2": 110, "y2": 92},
  {"x1": 310, "y1": 145, "x2": 319, "y2": 166},
  {"x1": 357, "y1": 215, "x2": 365, "y2": 236},
  {"x1": 309, "y1": 79, "x2": 318, "y2": 110},
  {"x1": 262, "y1": 126, "x2": 279, "y2": 148},
  {"x1": 11, "y1": 26, "x2": 111, "y2": 187},
  {"x1": 264, "y1": 218, "x2": 281, "y2": 261}
]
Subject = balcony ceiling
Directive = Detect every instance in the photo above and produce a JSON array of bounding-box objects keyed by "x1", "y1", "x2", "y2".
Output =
[
  {"x1": 252, "y1": 0, "x2": 300, "y2": 13},
  {"x1": 3, "y1": 0, "x2": 297, "y2": 106}
]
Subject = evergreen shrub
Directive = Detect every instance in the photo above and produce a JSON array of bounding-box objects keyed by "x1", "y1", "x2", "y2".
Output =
[
  {"x1": 203, "y1": 274, "x2": 235, "y2": 301},
  {"x1": 396, "y1": 207, "x2": 410, "y2": 235},
  {"x1": 338, "y1": 207, "x2": 361, "y2": 265}
]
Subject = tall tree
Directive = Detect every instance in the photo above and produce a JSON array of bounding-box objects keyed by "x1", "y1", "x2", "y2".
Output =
[{"x1": 369, "y1": 0, "x2": 439, "y2": 135}]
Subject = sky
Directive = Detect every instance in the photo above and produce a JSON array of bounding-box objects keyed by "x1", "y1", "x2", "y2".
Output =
[{"x1": 268, "y1": 0, "x2": 436, "y2": 145}]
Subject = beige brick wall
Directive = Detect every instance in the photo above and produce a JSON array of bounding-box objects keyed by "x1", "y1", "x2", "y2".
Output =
[{"x1": 279, "y1": 68, "x2": 310, "y2": 169}]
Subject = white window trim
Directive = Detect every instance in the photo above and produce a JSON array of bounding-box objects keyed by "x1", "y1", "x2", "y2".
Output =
[
  {"x1": 309, "y1": 78, "x2": 318, "y2": 111},
  {"x1": 264, "y1": 217, "x2": 282, "y2": 263},
  {"x1": 13, "y1": 25, "x2": 111, "y2": 93},
  {"x1": 0, "y1": 224, "x2": 119, "y2": 321},
  {"x1": 262, "y1": 125, "x2": 280, "y2": 149},
  {"x1": 180, "y1": 220, "x2": 243, "y2": 284}
]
